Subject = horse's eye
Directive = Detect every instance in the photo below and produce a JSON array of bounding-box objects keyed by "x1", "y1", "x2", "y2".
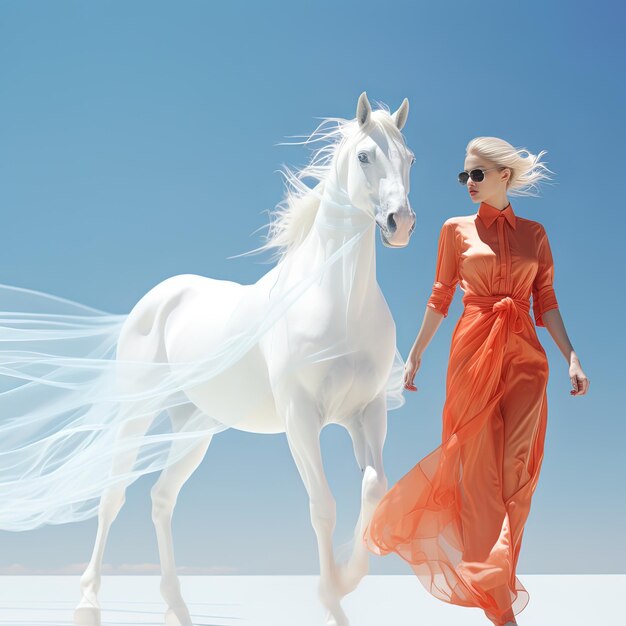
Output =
[
  {"x1": 410, "y1": 156, "x2": 416, "y2": 166},
  {"x1": 358, "y1": 152, "x2": 369, "y2": 164}
]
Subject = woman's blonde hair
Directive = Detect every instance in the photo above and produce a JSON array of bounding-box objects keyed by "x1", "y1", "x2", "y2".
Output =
[{"x1": 466, "y1": 136, "x2": 554, "y2": 197}]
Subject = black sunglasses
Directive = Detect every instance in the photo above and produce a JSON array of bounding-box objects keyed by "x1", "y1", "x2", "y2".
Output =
[{"x1": 458, "y1": 167, "x2": 500, "y2": 185}]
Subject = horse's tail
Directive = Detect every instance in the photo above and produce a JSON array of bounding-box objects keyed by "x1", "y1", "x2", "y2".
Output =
[{"x1": 0, "y1": 280, "x2": 222, "y2": 531}]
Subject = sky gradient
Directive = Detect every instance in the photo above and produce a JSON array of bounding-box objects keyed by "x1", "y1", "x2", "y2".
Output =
[{"x1": 0, "y1": 0, "x2": 623, "y2": 575}]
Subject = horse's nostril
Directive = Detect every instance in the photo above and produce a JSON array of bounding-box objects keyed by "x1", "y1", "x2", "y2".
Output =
[{"x1": 387, "y1": 213, "x2": 397, "y2": 234}]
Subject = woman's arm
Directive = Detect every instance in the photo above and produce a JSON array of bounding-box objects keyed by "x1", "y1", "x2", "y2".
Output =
[
  {"x1": 404, "y1": 306, "x2": 445, "y2": 391},
  {"x1": 533, "y1": 224, "x2": 589, "y2": 397},
  {"x1": 541, "y1": 309, "x2": 589, "y2": 396},
  {"x1": 405, "y1": 221, "x2": 459, "y2": 391}
]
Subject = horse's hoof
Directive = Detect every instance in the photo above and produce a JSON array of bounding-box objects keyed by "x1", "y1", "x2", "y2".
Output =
[
  {"x1": 73, "y1": 606, "x2": 101, "y2": 626},
  {"x1": 165, "y1": 606, "x2": 193, "y2": 626},
  {"x1": 325, "y1": 610, "x2": 349, "y2": 626}
]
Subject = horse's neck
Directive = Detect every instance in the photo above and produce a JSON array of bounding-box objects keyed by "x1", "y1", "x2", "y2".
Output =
[{"x1": 309, "y1": 185, "x2": 379, "y2": 311}]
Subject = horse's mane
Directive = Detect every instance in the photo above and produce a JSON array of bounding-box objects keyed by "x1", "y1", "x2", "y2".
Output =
[{"x1": 243, "y1": 103, "x2": 402, "y2": 262}]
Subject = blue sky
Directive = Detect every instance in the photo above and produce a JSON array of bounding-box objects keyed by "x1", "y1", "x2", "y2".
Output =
[{"x1": 0, "y1": 0, "x2": 623, "y2": 575}]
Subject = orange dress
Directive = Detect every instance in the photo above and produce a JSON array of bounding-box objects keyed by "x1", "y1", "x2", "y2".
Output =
[{"x1": 365, "y1": 201, "x2": 559, "y2": 626}]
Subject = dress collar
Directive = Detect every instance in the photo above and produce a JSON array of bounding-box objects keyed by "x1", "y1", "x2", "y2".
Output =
[{"x1": 477, "y1": 201, "x2": 517, "y2": 229}]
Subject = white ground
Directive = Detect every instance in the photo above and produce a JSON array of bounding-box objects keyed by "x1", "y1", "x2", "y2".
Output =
[{"x1": 0, "y1": 575, "x2": 621, "y2": 625}]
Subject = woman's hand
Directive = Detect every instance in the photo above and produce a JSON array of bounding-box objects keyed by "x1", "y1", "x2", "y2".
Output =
[
  {"x1": 403, "y1": 307, "x2": 445, "y2": 393},
  {"x1": 569, "y1": 357, "x2": 590, "y2": 396},
  {"x1": 404, "y1": 350, "x2": 422, "y2": 392},
  {"x1": 541, "y1": 310, "x2": 589, "y2": 396}
]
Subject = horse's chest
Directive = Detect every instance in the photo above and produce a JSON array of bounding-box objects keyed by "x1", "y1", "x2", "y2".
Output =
[
  {"x1": 274, "y1": 291, "x2": 392, "y2": 356},
  {"x1": 262, "y1": 290, "x2": 396, "y2": 414}
]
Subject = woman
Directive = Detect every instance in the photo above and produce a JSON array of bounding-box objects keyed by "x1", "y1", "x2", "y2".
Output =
[{"x1": 364, "y1": 137, "x2": 589, "y2": 626}]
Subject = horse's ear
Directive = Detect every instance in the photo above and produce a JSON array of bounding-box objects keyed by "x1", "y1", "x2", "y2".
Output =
[
  {"x1": 356, "y1": 92, "x2": 372, "y2": 127},
  {"x1": 392, "y1": 98, "x2": 409, "y2": 130}
]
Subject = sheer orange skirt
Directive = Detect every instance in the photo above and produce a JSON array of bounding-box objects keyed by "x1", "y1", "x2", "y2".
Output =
[{"x1": 365, "y1": 295, "x2": 549, "y2": 626}]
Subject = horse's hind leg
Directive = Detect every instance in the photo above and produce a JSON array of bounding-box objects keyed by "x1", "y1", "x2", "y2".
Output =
[
  {"x1": 338, "y1": 395, "x2": 389, "y2": 596},
  {"x1": 151, "y1": 404, "x2": 213, "y2": 626},
  {"x1": 74, "y1": 409, "x2": 159, "y2": 626}
]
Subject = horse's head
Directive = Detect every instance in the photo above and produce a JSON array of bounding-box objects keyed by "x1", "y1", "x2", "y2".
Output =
[{"x1": 333, "y1": 92, "x2": 416, "y2": 248}]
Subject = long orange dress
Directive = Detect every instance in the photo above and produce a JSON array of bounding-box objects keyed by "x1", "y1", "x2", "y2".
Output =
[{"x1": 365, "y1": 201, "x2": 559, "y2": 625}]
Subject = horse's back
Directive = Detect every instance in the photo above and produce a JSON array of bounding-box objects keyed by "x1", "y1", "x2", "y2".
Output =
[{"x1": 121, "y1": 273, "x2": 284, "y2": 434}]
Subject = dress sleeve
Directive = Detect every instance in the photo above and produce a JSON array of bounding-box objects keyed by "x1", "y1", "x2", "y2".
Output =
[
  {"x1": 532, "y1": 225, "x2": 559, "y2": 327},
  {"x1": 426, "y1": 221, "x2": 459, "y2": 318}
]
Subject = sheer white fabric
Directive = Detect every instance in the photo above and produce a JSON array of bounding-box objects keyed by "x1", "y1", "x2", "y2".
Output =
[{"x1": 0, "y1": 198, "x2": 404, "y2": 531}]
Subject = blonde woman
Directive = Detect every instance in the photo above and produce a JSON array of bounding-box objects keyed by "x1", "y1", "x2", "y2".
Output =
[{"x1": 365, "y1": 137, "x2": 589, "y2": 625}]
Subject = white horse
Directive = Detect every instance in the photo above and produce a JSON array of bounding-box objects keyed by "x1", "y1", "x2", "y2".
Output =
[{"x1": 74, "y1": 92, "x2": 415, "y2": 626}]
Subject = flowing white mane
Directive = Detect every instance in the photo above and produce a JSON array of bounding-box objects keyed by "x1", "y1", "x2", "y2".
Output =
[{"x1": 257, "y1": 103, "x2": 404, "y2": 261}]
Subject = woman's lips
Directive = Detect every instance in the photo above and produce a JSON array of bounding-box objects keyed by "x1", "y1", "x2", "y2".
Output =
[{"x1": 469, "y1": 190, "x2": 478, "y2": 195}]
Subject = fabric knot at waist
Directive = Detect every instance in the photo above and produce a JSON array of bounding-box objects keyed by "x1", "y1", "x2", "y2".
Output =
[
  {"x1": 458, "y1": 294, "x2": 531, "y2": 394},
  {"x1": 463, "y1": 295, "x2": 530, "y2": 334}
]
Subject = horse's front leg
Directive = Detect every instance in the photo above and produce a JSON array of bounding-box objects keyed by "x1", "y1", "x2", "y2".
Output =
[
  {"x1": 340, "y1": 395, "x2": 389, "y2": 596},
  {"x1": 282, "y1": 393, "x2": 348, "y2": 626}
]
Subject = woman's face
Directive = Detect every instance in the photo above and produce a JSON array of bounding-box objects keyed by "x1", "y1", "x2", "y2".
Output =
[{"x1": 462, "y1": 152, "x2": 511, "y2": 204}]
